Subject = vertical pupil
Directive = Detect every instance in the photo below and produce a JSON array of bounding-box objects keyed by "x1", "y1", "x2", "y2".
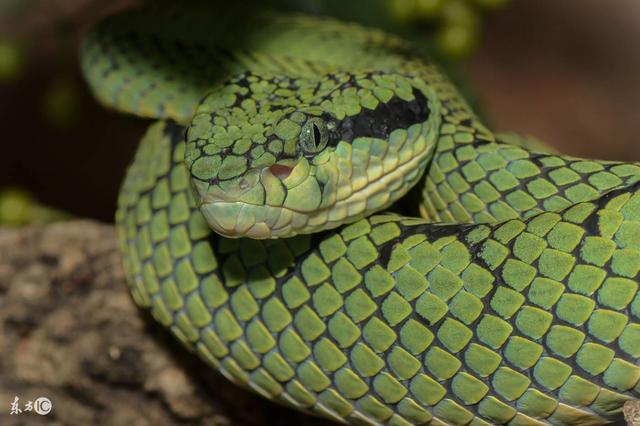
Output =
[{"x1": 312, "y1": 123, "x2": 321, "y2": 146}]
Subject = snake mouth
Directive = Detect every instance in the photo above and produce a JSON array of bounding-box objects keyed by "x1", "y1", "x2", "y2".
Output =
[
  {"x1": 199, "y1": 144, "x2": 433, "y2": 239},
  {"x1": 200, "y1": 202, "x2": 298, "y2": 239},
  {"x1": 196, "y1": 118, "x2": 439, "y2": 239},
  {"x1": 194, "y1": 158, "x2": 324, "y2": 238}
]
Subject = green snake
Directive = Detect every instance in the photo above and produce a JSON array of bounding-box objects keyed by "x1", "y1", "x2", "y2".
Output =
[{"x1": 81, "y1": 2, "x2": 640, "y2": 424}]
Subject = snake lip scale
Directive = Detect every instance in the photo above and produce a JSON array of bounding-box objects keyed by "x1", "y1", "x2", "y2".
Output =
[
  {"x1": 198, "y1": 132, "x2": 434, "y2": 239},
  {"x1": 83, "y1": 2, "x2": 639, "y2": 425}
]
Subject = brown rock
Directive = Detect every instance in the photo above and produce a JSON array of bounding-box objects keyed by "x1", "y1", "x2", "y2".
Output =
[{"x1": 626, "y1": 400, "x2": 640, "y2": 426}]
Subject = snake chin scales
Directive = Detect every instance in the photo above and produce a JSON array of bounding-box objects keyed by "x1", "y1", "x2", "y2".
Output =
[{"x1": 186, "y1": 72, "x2": 440, "y2": 239}]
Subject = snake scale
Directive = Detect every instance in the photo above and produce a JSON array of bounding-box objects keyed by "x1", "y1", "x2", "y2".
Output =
[{"x1": 81, "y1": 2, "x2": 640, "y2": 425}]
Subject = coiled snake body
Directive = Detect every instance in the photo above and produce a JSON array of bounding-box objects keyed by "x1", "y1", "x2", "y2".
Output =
[{"x1": 82, "y1": 3, "x2": 640, "y2": 424}]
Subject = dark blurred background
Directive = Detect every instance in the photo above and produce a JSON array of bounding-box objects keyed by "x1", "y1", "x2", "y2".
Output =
[{"x1": 0, "y1": 0, "x2": 639, "y2": 224}]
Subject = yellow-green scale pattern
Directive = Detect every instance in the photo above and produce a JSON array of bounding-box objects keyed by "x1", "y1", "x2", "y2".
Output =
[
  {"x1": 83, "y1": 2, "x2": 640, "y2": 424},
  {"x1": 422, "y1": 136, "x2": 640, "y2": 225},
  {"x1": 118, "y1": 121, "x2": 639, "y2": 425}
]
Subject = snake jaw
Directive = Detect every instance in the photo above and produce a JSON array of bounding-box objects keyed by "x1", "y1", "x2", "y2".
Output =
[
  {"x1": 194, "y1": 158, "x2": 316, "y2": 238},
  {"x1": 200, "y1": 202, "x2": 272, "y2": 238},
  {"x1": 199, "y1": 200, "x2": 312, "y2": 239},
  {"x1": 196, "y1": 122, "x2": 438, "y2": 239}
]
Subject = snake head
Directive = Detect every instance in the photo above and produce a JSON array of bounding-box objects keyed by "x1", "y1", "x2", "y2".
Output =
[{"x1": 185, "y1": 71, "x2": 440, "y2": 239}]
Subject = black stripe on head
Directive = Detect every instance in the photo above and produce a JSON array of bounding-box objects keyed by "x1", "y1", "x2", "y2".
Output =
[
  {"x1": 163, "y1": 120, "x2": 187, "y2": 148},
  {"x1": 325, "y1": 87, "x2": 429, "y2": 145}
]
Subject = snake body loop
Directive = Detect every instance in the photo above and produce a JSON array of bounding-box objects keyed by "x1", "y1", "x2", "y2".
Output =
[{"x1": 83, "y1": 3, "x2": 640, "y2": 425}]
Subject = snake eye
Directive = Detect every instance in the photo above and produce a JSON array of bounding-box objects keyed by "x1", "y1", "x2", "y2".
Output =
[{"x1": 300, "y1": 118, "x2": 328, "y2": 155}]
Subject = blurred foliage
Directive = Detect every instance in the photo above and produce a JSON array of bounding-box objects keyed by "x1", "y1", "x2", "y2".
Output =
[
  {"x1": 42, "y1": 78, "x2": 82, "y2": 129},
  {"x1": 0, "y1": 187, "x2": 70, "y2": 226},
  {"x1": 389, "y1": 0, "x2": 507, "y2": 57},
  {"x1": 0, "y1": 38, "x2": 26, "y2": 83},
  {"x1": 276, "y1": 0, "x2": 510, "y2": 58}
]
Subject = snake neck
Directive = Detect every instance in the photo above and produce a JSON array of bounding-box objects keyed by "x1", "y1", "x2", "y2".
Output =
[{"x1": 420, "y1": 113, "x2": 640, "y2": 226}]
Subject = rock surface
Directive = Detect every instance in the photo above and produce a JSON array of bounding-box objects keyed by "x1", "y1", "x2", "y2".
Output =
[{"x1": 626, "y1": 401, "x2": 640, "y2": 426}]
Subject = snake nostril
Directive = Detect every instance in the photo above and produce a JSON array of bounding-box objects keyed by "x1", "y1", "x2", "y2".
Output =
[
  {"x1": 239, "y1": 178, "x2": 250, "y2": 190},
  {"x1": 269, "y1": 164, "x2": 293, "y2": 180}
]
